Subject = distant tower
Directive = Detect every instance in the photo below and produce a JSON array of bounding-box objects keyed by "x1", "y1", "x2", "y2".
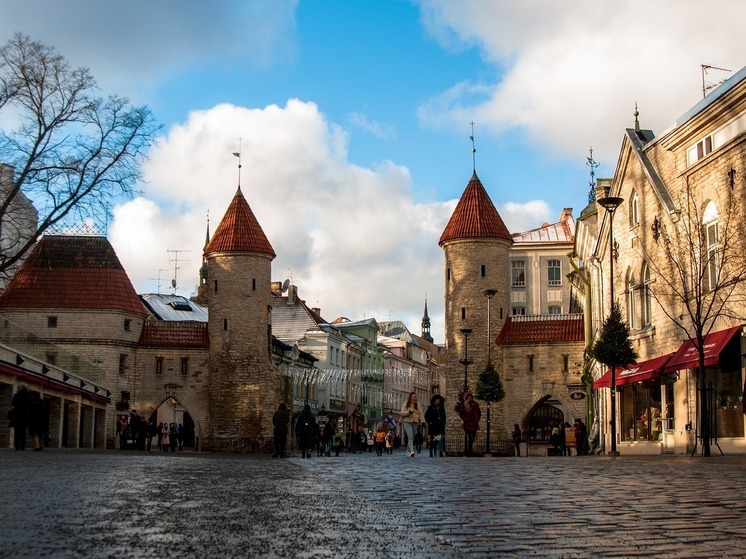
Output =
[
  {"x1": 439, "y1": 172, "x2": 513, "y2": 447},
  {"x1": 203, "y1": 186, "x2": 277, "y2": 448},
  {"x1": 421, "y1": 298, "x2": 434, "y2": 343}
]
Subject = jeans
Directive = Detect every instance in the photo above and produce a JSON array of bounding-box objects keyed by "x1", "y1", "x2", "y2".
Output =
[{"x1": 403, "y1": 422, "x2": 415, "y2": 455}]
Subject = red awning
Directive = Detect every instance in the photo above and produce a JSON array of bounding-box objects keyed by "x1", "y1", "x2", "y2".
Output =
[
  {"x1": 664, "y1": 326, "x2": 742, "y2": 373},
  {"x1": 593, "y1": 353, "x2": 674, "y2": 389}
]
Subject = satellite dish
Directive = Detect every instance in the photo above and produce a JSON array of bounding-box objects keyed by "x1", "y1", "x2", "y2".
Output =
[
  {"x1": 281, "y1": 279, "x2": 290, "y2": 293},
  {"x1": 171, "y1": 278, "x2": 177, "y2": 288}
]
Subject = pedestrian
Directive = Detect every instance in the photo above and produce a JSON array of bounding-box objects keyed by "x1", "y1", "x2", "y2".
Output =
[
  {"x1": 574, "y1": 419, "x2": 587, "y2": 456},
  {"x1": 272, "y1": 402, "x2": 290, "y2": 458},
  {"x1": 10, "y1": 383, "x2": 30, "y2": 451},
  {"x1": 558, "y1": 422, "x2": 568, "y2": 456},
  {"x1": 333, "y1": 429, "x2": 344, "y2": 456},
  {"x1": 28, "y1": 392, "x2": 48, "y2": 451},
  {"x1": 161, "y1": 422, "x2": 170, "y2": 451},
  {"x1": 374, "y1": 426, "x2": 386, "y2": 456},
  {"x1": 177, "y1": 423, "x2": 184, "y2": 450},
  {"x1": 170, "y1": 422, "x2": 178, "y2": 452},
  {"x1": 425, "y1": 394, "x2": 447, "y2": 457},
  {"x1": 512, "y1": 423, "x2": 522, "y2": 457},
  {"x1": 385, "y1": 431, "x2": 393, "y2": 454},
  {"x1": 295, "y1": 404, "x2": 316, "y2": 459},
  {"x1": 400, "y1": 392, "x2": 425, "y2": 458},
  {"x1": 322, "y1": 421, "x2": 335, "y2": 457},
  {"x1": 458, "y1": 391, "x2": 481, "y2": 456},
  {"x1": 146, "y1": 419, "x2": 156, "y2": 451},
  {"x1": 366, "y1": 431, "x2": 375, "y2": 453}
]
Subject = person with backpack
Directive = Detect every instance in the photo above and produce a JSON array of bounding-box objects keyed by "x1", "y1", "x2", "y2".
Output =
[{"x1": 295, "y1": 404, "x2": 316, "y2": 459}]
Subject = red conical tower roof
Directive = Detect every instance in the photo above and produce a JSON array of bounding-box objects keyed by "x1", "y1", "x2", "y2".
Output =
[
  {"x1": 438, "y1": 172, "x2": 513, "y2": 245},
  {"x1": 204, "y1": 188, "x2": 275, "y2": 258}
]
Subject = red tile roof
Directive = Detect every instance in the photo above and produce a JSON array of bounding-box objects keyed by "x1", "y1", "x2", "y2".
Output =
[
  {"x1": 495, "y1": 314, "x2": 584, "y2": 345},
  {"x1": 0, "y1": 236, "x2": 146, "y2": 315},
  {"x1": 439, "y1": 172, "x2": 513, "y2": 246},
  {"x1": 139, "y1": 322, "x2": 210, "y2": 348},
  {"x1": 204, "y1": 188, "x2": 275, "y2": 257}
]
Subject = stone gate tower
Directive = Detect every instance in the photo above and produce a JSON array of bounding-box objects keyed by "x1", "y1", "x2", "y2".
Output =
[
  {"x1": 203, "y1": 187, "x2": 278, "y2": 449},
  {"x1": 439, "y1": 172, "x2": 513, "y2": 450}
]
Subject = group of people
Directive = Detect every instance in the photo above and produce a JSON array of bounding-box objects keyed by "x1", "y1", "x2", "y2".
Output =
[
  {"x1": 116, "y1": 411, "x2": 186, "y2": 452},
  {"x1": 8, "y1": 383, "x2": 48, "y2": 451}
]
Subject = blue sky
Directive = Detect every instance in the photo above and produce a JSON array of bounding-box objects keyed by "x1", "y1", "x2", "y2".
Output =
[{"x1": 2, "y1": 0, "x2": 746, "y2": 343}]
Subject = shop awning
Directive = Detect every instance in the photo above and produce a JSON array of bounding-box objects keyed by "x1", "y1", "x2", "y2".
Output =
[
  {"x1": 664, "y1": 326, "x2": 743, "y2": 373},
  {"x1": 593, "y1": 353, "x2": 674, "y2": 389}
]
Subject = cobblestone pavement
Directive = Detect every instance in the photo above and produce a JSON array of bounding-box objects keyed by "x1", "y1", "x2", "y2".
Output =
[{"x1": 1, "y1": 449, "x2": 745, "y2": 559}]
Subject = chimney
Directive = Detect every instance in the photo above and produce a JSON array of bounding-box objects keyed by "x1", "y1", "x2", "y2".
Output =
[{"x1": 311, "y1": 307, "x2": 321, "y2": 316}]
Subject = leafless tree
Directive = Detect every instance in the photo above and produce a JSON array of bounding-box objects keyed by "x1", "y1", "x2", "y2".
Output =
[
  {"x1": 0, "y1": 33, "x2": 159, "y2": 283},
  {"x1": 641, "y1": 178, "x2": 746, "y2": 456}
]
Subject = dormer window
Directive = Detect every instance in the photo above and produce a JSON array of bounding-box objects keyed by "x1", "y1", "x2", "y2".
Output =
[{"x1": 170, "y1": 300, "x2": 192, "y2": 311}]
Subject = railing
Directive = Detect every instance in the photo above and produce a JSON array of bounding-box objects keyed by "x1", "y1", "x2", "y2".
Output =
[{"x1": 444, "y1": 433, "x2": 511, "y2": 456}]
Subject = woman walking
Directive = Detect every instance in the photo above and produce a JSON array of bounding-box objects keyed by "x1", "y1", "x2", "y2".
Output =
[
  {"x1": 400, "y1": 392, "x2": 425, "y2": 458},
  {"x1": 458, "y1": 391, "x2": 481, "y2": 456},
  {"x1": 425, "y1": 394, "x2": 447, "y2": 457}
]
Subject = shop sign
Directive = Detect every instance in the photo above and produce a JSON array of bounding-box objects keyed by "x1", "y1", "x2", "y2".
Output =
[
  {"x1": 567, "y1": 383, "x2": 586, "y2": 400},
  {"x1": 329, "y1": 398, "x2": 345, "y2": 411}
]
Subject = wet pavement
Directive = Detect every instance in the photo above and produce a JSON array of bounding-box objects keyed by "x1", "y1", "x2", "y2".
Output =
[{"x1": 1, "y1": 448, "x2": 745, "y2": 558}]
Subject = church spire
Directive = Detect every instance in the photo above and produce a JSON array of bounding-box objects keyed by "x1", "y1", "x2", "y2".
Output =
[{"x1": 421, "y1": 297, "x2": 433, "y2": 343}]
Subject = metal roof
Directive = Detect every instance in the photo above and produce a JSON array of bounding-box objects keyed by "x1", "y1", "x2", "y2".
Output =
[{"x1": 140, "y1": 293, "x2": 208, "y2": 322}]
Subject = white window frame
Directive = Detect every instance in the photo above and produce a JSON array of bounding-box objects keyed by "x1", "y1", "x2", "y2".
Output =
[
  {"x1": 548, "y1": 259, "x2": 562, "y2": 286},
  {"x1": 630, "y1": 191, "x2": 639, "y2": 226},
  {"x1": 511, "y1": 260, "x2": 526, "y2": 287},
  {"x1": 626, "y1": 269, "x2": 637, "y2": 329},
  {"x1": 704, "y1": 201, "x2": 719, "y2": 292}
]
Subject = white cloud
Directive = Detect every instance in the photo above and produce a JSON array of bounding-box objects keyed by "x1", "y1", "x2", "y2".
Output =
[
  {"x1": 348, "y1": 112, "x2": 397, "y2": 140},
  {"x1": 111, "y1": 101, "x2": 454, "y2": 341},
  {"x1": 416, "y1": 0, "x2": 746, "y2": 165}
]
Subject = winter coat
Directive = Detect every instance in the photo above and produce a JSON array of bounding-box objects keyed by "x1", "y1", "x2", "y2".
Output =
[
  {"x1": 295, "y1": 409, "x2": 316, "y2": 449},
  {"x1": 400, "y1": 401, "x2": 425, "y2": 424},
  {"x1": 425, "y1": 403, "x2": 446, "y2": 437},
  {"x1": 273, "y1": 406, "x2": 290, "y2": 433},
  {"x1": 459, "y1": 400, "x2": 481, "y2": 432}
]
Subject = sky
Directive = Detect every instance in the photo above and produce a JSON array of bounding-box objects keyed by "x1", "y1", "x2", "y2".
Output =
[{"x1": 2, "y1": 0, "x2": 746, "y2": 344}]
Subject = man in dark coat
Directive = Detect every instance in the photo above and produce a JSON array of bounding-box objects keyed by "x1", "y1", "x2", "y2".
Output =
[
  {"x1": 294, "y1": 404, "x2": 316, "y2": 459},
  {"x1": 28, "y1": 392, "x2": 48, "y2": 451},
  {"x1": 425, "y1": 394, "x2": 447, "y2": 457},
  {"x1": 272, "y1": 402, "x2": 290, "y2": 458},
  {"x1": 10, "y1": 383, "x2": 31, "y2": 451}
]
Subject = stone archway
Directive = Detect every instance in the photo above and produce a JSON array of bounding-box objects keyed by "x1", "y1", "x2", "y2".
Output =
[
  {"x1": 150, "y1": 397, "x2": 197, "y2": 449},
  {"x1": 522, "y1": 396, "x2": 565, "y2": 445}
]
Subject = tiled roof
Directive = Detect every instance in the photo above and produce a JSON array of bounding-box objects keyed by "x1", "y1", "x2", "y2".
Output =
[
  {"x1": 270, "y1": 295, "x2": 323, "y2": 342},
  {"x1": 439, "y1": 172, "x2": 513, "y2": 245},
  {"x1": 204, "y1": 188, "x2": 275, "y2": 257},
  {"x1": 0, "y1": 235, "x2": 146, "y2": 315},
  {"x1": 139, "y1": 321, "x2": 210, "y2": 348},
  {"x1": 495, "y1": 314, "x2": 584, "y2": 345}
]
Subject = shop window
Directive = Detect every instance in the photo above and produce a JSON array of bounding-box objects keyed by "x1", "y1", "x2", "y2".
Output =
[
  {"x1": 711, "y1": 368, "x2": 744, "y2": 438},
  {"x1": 620, "y1": 384, "x2": 662, "y2": 441}
]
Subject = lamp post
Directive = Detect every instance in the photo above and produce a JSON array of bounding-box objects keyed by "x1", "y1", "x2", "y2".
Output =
[
  {"x1": 597, "y1": 195, "x2": 624, "y2": 457},
  {"x1": 459, "y1": 328, "x2": 473, "y2": 392},
  {"x1": 483, "y1": 289, "x2": 497, "y2": 454},
  {"x1": 459, "y1": 328, "x2": 473, "y2": 455}
]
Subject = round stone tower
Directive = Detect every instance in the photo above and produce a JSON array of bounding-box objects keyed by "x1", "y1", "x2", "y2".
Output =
[
  {"x1": 204, "y1": 187, "x2": 277, "y2": 450},
  {"x1": 439, "y1": 172, "x2": 513, "y2": 452}
]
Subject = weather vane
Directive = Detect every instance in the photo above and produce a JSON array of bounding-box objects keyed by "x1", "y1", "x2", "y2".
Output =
[
  {"x1": 232, "y1": 137, "x2": 243, "y2": 189},
  {"x1": 469, "y1": 121, "x2": 477, "y2": 172}
]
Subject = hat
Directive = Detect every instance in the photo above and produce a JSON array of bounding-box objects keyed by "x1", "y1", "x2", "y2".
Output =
[
  {"x1": 463, "y1": 390, "x2": 473, "y2": 399},
  {"x1": 430, "y1": 393, "x2": 445, "y2": 405}
]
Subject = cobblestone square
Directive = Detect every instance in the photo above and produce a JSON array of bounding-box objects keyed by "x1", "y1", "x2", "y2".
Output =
[{"x1": 1, "y1": 450, "x2": 745, "y2": 558}]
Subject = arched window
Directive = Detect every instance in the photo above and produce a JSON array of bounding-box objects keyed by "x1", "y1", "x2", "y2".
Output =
[
  {"x1": 641, "y1": 262, "x2": 652, "y2": 327},
  {"x1": 629, "y1": 191, "x2": 639, "y2": 226},
  {"x1": 703, "y1": 201, "x2": 719, "y2": 292},
  {"x1": 626, "y1": 268, "x2": 637, "y2": 329}
]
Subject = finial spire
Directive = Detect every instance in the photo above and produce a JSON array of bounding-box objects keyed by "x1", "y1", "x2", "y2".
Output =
[
  {"x1": 469, "y1": 121, "x2": 477, "y2": 172},
  {"x1": 586, "y1": 146, "x2": 599, "y2": 205},
  {"x1": 232, "y1": 137, "x2": 243, "y2": 191},
  {"x1": 633, "y1": 103, "x2": 640, "y2": 131}
]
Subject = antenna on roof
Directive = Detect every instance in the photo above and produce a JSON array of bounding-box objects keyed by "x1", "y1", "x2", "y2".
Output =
[
  {"x1": 701, "y1": 64, "x2": 731, "y2": 98},
  {"x1": 149, "y1": 268, "x2": 168, "y2": 294},
  {"x1": 232, "y1": 137, "x2": 243, "y2": 190},
  {"x1": 167, "y1": 249, "x2": 191, "y2": 292},
  {"x1": 469, "y1": 121, "x2": 477, "y2": 172},
  {"x1": 586, "y1": 146, "x2": 599, "y2": 205}
]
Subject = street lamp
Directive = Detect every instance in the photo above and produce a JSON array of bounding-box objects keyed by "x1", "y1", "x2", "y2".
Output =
[
  {"x1": 459, "y1": 327, "x2": 473, "y2": 456},
  {"x1": 483, "y1": 289, "x2": 497, "y2": 455},
  {"x1": 597, "y1": 195, "x2": 624, "y2": 457},
  {"x1": 459, "y1": 328, "x2": 473, "y2": 392}
]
